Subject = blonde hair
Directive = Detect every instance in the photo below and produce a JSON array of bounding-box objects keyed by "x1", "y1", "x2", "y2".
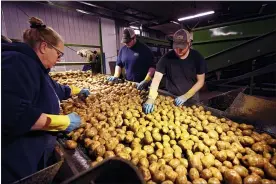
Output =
[{"x1": 23, "y1": 17, "x2": 64, "y2": 48}]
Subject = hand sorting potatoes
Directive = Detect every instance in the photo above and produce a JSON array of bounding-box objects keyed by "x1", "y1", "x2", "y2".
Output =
[{"x1": 50, "y1": 71, "x2": 276, "y2": 184}]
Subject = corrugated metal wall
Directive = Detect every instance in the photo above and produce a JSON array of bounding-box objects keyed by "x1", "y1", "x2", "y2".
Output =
[
  {"x1": 1, "y1": 2, "x2": 117, "y2": 72},
  {"x1": 101, "y1": 18, "x2": 117, "y2": 74}
]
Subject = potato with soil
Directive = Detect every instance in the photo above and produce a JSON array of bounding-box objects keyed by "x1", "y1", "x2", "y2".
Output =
[
  {"x1": 243, "y1": 174, "x2": 262, "y2": 184},
  {"x1": 65, "y1": 140, "x2": 77, "y2": 149},
  {"x1": 224, "y1": 169, "x2": 242, "y2": 184},
  {"x1": 189, "y1": 168, "x2": 200, "y2": 181},
  {"x1": 233, "y1": 165, "x2": 249, "y2": 178}
]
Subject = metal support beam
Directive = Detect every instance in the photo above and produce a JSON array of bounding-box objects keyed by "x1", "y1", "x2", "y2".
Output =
[
  {"x1": 207, "y1": 63, "x2": 276, "y2": 85},
  {"x1": 250, "y1": 60, "x2": 256, "y2": 95},
  {"x1": 55, "y1": 62, "x2": 90, "y2": 66},
  {"x1": 205, "y1": 30, "x2": 276, "y2": 72},
  {"x1": 98, "y1": 17, "x2": 104, "y2": 74}
]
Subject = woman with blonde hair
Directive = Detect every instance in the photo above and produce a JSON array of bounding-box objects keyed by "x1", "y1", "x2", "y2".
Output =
[{"x1": 2, "y1": 17, "x2": 89, "y2": 183}]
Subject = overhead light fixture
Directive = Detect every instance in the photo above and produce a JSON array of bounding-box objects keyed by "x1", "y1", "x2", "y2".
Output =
[
  {"x1": 79, "y1": 1, "x2": 97, "y2": 7},
  {"x1": 130, "y1": 26, "x2": 139, "y2": 29},
  {"x1": 76, "y1": 9, "x2": 90, "y2": 14},
  {"x1": 170, "y1": 21, "x2": 180, "y2": 25},
  {"x1": 178, "y1": 11, "x2": 215, "y2": 21}
]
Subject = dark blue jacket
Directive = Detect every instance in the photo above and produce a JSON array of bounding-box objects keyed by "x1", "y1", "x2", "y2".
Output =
[
  {"x1": 1, "y1": 42, "x2": 71, "y2": 183},
  {"x1": 116, "y1": 40, "x2": 155, "y2": 82}
]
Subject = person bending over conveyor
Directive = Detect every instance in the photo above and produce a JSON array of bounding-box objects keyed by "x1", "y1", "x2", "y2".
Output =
[
  {"x1": 107, "y1": 28, "x2": 155, "y2": 90},
  {"x1": 2, "y1": 17, "x2": 89, "y2": 183},
  {"x1": 143, "y1": 29, "x2": 207, "y2": 114}
]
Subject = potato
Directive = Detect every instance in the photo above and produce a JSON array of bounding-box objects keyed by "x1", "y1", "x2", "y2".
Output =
[
  {"x1": 147, "y1": 180, "x2": 157, "y2": 184},
  {"x1": 223, "y1": 169, "x2": 242, "y2": 184},
  {"x1": 189, "y1": 155, "x2": 203, "y2": 171},
  {"x1": 165, "y1": 170, "x2": 178, "y2": 182},
  {"x1": 104, "y1": 151, "x2": 115, "y2": 158},
  {"x1": 271, "y1": 155, "x2": 276, "y2": 166},
  {"x1": 148, "y1": 154, "x2": 158, "y2": 164},
  {"x1": 139, "y1": 157, "x2": 150, "y2": 168},
  {"x1": 242, "y1": 155, "x2": 264, "y2": 168},
  {"x1": 175, "y1": 165, "x2": 187, "y2": 175},
  {"x1": 243, "y1": 174, "x2": 262, "y2": 184},
  {"x1": 153, "y1": 170, "x2": 166, "y2": 183},
  {"x1": 152, "y1": 133, "x2": 162, "y2": 142},
  {"x1": 262, "y1": 179, "x2": 275, "y2": 184},
  {"x1": 117, "y1": 152, "x2": 131, "y2": 160},
  {"x1": 242, "y1": 129, "x2": 253, "y2": 136},
  {"x1": 226, "y1": 150, "x2": 235, "y2": 161},
  {"x1": 216, "y1": 141, "x2": 230, "y2": 151},
  {"x1": 210, "y1": 167, "x2": 223, "y2": 181},
  {"x1": 201, "y1": 154, "x2": 215, "y2": 168},
  {"x1": 140, "y1": 166, "x2": 151, "y2": 181},
  {"x1": 105, "y1": 138, "x2": 119, "y2": 151},
  {"x1": 208, "y1": 177, "x2": 220, "y2": 184},
  {"x1": 232, "y1": 165, "x2": 248, "y2": 178},
  {"x1": 65, "y1": 140, "x2": 77, "y2": 149},
  {"x1": 161, "y1": 180, "x2": 174, "y2": 184},
  {"x1": 249, "y1": 167, "x2": 264, "y2": 177},
  {"x1": 95, "y1": 145, "x2": 106, "y2": 157},
  {"x1": 193, "y1": 178, "x2": 207, "y2": 184},
  {"x1": 241, "y1": 136, "x2": 255, "y2": 146},
  {"x1": 216, "y1": 150, "x2": 227, "y2": 162},
  {"x1": 264, "y1": 162, "x2": 276, "y2": 179},
  {"x1": 90, "y1": 161, "x2": 98, "y2": 167},
  {"x1": 214, "y1": 160, "x2": 222, "y2": 168},
  {"x1": 201, "y1": 169, "x2": 213, "y2": 180},
  {"x1": 188, "y1": 168, "x2": 199, "y2": 181},
  {"x1": 175, "y1": 174, "x2": 188, "y2": 184},
  {"x1": 144, "y1": 145, "x2": 154, "y2": 155}
]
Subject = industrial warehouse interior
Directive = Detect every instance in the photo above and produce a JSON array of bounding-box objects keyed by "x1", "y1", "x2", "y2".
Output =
[{"x1": 1, "y1": 1, "x2": 276, "y2": 184}]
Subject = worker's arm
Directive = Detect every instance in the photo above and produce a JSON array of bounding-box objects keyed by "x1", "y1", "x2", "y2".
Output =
[
  {"x1": 175, "y1": 74, "x2": 205, "y2": 106},
  {"x1": 143, "y1": 71, "x2": 164, "y2": 114},
  {"x1": 31, "y1": 112, "x2": 81, "y2": 132},
  {"x1": 137, "y1": 48, "x2": 156, "y2": 90},
  {"x1": 114, "y1": 65, "x2": 122, "y2": 78},
  {"x1": 107, "y1": 49, "x2": 123, "y2": 81}
]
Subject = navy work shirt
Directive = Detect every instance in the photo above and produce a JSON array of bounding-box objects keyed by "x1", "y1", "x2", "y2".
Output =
[
  {"x1": 157, "y1": 49, "x2": 207, "y2": 96},
  {"x1": 116, "y1": 40, "x2": 155, "y2": 82},
  {"x1": 1, "y1": 42, "x2": 71, "y2": 183}
]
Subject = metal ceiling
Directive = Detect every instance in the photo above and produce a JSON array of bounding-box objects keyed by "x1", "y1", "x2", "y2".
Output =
[{"x1": 45, "y1": 1, "x2": 276, "y2": 35}]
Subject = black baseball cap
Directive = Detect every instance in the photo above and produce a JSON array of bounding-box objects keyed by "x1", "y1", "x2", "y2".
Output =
[
  {"x1": 173, "y1": 29, "x2": 190, "y2": 49},
  {"x1": 121, "y1": 28, "x2": 136, "y2": 43}
]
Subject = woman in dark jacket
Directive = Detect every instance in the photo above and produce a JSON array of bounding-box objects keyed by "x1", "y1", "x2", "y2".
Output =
[{"x1": 2, "y1": 17, "x2": 90, "y2": 183}]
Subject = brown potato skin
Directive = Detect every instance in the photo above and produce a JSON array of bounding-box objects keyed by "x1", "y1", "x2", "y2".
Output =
[
  {"x1": 223, "y1": 169, "x2": 242, "y2": 184},
  {"x1": 243, "y1": 174, "x2": 262, "y2": 184}
]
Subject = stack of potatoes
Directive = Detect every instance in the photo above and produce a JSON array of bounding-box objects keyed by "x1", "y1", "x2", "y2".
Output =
[{"x1": 51, "y1": 71, "x2": 276, "y2": 184}]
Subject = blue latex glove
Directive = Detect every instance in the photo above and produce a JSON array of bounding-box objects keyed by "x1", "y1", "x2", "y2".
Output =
[
  {"x1": 107, "y1": 76, "x2": 118, "y2": 82},
  {"x1": 143, "y1": 98, "x2": 155, "y2": 114},
  {"x1": 137, "y1": 80, "x2": 150, "y2": 90},
  {"x1": 79, "y1": 88, "x2": 90, "y2": 98},
  {"x1": 66, "y1": 113, "x2": 81, "y2": 132},
  {"x1": 174, "y1": 96, "x2": 188, "y2": 106}
]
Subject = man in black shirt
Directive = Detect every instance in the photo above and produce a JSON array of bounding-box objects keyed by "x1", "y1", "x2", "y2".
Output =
[{"x1": 143, "y1": 29, "x2": 207, "y2": 114}]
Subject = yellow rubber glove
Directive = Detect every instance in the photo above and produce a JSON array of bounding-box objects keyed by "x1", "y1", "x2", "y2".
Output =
[
  {"x1": 44, "y1": 113, "x2": 81, "y2": 132},
  {"x1": 175, "y1": 89, "x2": 195, "y2": 106},
  {"x1": 143, "y1": 89, "x2": 158, "y2": 114},
  {"x1": 70, "y1": 85, "x2": 81, "y2": 95}
]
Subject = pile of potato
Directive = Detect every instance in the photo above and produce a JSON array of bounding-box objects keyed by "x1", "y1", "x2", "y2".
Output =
[{"x1": 51, "y1": 71, "x2": 276, "y2": 184}]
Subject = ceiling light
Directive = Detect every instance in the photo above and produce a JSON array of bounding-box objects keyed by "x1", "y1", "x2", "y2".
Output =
[
  {"x1": 79, "y1": 2, "x2": 97, "y2": 7},
  {"x1": 76, "y1": 9, "x2": 90, "y2": 14},
  {"x1": 130, "y1": 26, "x2": 139, "y2": 29},
  {"x1": 170, "y1": 21, "x2": 180, "y2": 25},
  {"x1": 178, "y1": 11, "x2": 215, "y2": 21}
]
